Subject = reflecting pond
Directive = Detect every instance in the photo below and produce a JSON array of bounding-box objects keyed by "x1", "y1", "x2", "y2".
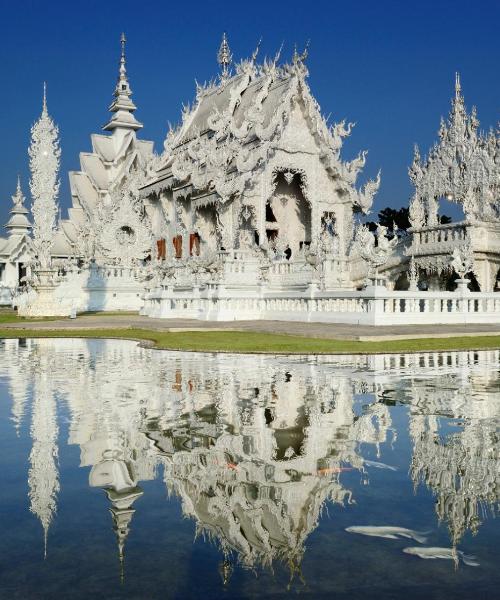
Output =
[{"x1": 0, "y1": 339, "x2": 499, "y2": 599}]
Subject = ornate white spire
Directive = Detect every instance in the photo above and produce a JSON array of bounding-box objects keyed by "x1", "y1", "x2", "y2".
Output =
[
  {"x1": 103, "y1": 33, "x2": 143, "y2": 132},
  {"x1": 13, "y1": 175, "x2": 24, "y2": 207},
  {"x1": 217, "y1": 32, "x2": 232, "y2": 80},
  {"x1": 5, "y1": 176, "x2": 32, "y2": 236},
  {"x1": 29, "y1": 85, "x2": 60, "y2": 268}
]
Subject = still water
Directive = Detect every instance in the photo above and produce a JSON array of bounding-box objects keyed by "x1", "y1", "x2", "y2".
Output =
[{"x1": 0, "y1": 338, "x2": 498, "y2": 599}]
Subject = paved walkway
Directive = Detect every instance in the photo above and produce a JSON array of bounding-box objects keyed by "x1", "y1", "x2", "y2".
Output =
[{"x1": 5, "y1": 314, "x2": 500, "y2": 341}]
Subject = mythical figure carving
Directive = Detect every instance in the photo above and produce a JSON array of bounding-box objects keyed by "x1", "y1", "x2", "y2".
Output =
[
  {"x1": 408, "y1": 255, "x2": 419, "y2": 291},
  {"x1": 409, "y1": 192, "x2": 426, "y2": 229},
  {"x1": 96, "y1": 166, "x2": 152, "y2": 266},
  {"x1": 450, "y1": 240, "x2": 474, "y2": 279},
  {"x1": 354, "y1": 224, "x2": 398, "y2": 283}
]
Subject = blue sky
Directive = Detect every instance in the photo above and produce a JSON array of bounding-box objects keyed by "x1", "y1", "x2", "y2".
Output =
[{"x1": 0, "y1": 0, "x2": 498, "y2": 226}]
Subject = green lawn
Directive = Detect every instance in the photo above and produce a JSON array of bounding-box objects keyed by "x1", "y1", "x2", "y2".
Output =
[
  {"x1": 1, "y1": 327, "x2": 500, "y2": 354},
  {"x1": 0, "y1": 309, "x2": 60, "y2": 324}
]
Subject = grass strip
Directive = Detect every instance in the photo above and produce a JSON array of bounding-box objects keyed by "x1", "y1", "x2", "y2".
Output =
[{"x1": 1, "y1": 327, "x2": 500, "y2": 355}]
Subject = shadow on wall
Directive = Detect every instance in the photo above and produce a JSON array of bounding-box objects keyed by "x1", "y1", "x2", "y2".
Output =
[{"x1": 85, "y1": 261, "x2": 108, "y2": 313}]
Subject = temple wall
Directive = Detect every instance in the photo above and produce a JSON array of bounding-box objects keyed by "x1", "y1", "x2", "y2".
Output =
[
  {"x1": 143, "y1": 279, "x2": 500, "y2": 325},
  {"x1": 16, "y1": 265, "x2": 144, "y2": 316}
]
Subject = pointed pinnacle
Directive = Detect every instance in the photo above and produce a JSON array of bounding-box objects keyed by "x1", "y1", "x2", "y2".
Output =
[
  {"x1": 217, "y1": 32, "x2": 232, "y2": 78},
  {"x1": 455, "y1": 72, "x2": 461, "y2": 97},
  {"x1": 42, "y1": 82, "x2": 48, "y2": 114},
  {"x1": 251, "y1": 37, "x2": 262, "y2": 63},
  {"x1": 121, "y1": 32, "x2": 126, "y2": 57}
]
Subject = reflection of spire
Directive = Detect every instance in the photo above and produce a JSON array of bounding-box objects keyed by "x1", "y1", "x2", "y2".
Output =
[
  {"x1": 107, "y1": 485, "x2": 143, "y2": 583},
  {"x1": 110, "y1": 500, "x2": 136, "y2": 584},
  {"x1": 28, "y1": 352, "x2": 59, "y2": 558},
  {"x1": 10, "y1": 372, "x2": 30, "y2": 436}
]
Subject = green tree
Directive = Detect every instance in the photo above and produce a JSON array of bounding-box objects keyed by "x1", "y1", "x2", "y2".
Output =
[{"x1": 367, "y1": 207, "x2": 451, "y2": 235}]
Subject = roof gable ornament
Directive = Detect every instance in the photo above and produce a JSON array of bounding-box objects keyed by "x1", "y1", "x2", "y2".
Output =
[{"x1": 291, "y1": 41, "x2": 310, "y2": 77}]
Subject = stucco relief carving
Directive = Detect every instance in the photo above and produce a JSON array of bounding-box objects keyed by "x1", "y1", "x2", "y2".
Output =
[{"x1": 96, "y1": 167, "x2": 153, "y2": 266}]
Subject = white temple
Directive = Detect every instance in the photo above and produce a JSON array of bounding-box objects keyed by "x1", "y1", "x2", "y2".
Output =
[{"x1": 2, "y1": 34, "x2": 499, "y2": 323}]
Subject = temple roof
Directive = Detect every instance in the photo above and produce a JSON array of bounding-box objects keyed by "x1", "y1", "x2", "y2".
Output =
[
  {"x1": 177, "y1": 71, "x2": 294, "y2": 145},
  {"x1": 5, "y1": 177, "x2": 31, "y2": 237},
  {"x1": 51, "y1": 228, "x2": 74, "y2": 256},
  {"x1": 141, "y1": 36, "x2": 380, "y2": 213}
]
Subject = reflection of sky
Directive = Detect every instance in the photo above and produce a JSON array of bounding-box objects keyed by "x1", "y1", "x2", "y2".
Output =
[{"x1": 0, "y1": 339, "x2": 498, "y2": 599}]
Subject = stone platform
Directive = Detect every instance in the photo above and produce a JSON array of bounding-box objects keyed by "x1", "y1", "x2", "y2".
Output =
[{"x1": 4, "y1": 313, "x2": 500, "y2": 341}]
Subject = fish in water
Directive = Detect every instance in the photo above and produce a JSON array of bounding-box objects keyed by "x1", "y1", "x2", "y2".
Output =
[
  {"x1": 403, "y1": 547, "x2": 479, "y2": 567},
  {"x1": 346, "y1": 526, "x2": 429, "y2": 543},
  {"x1": 363, "y1": 460, "x2": 397, "y2": 471},
  {"x1": 317, "y1": 467, "x2": 353, "y2": 476}
]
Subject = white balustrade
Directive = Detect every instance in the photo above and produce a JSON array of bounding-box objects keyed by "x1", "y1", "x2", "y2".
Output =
[{"x1": 142, "y1": 278, "x2": 500, "y2": 325}]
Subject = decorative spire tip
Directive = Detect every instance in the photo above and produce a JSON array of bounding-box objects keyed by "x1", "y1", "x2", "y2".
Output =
[
  {"x1": 455, "y1": 72, "x2": 461, "y2": 96},
  {"x1": 42, "y1": 81, "x2": 47, "y2": 114},
  {"x1": 217, "y1": 32, "x2": 232, "y2": 79},
  {"x1": 121, "y1": 32, "x2": 126, "y2": 58}
]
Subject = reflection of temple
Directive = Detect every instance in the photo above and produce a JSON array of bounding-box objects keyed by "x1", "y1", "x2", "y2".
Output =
[
  {"x1": 406, "y1": 359, "x2": 500, "y2": 545},
  {"x1": 0, "y1": 340, "x2": 498, "y2": 568}
]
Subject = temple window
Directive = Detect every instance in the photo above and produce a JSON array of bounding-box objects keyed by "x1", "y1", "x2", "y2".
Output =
[
  {"x1": 321, "y1": 212, "x2": 336, "y2": 237},
  {"x1": 189, "y1": 233, "x2": 200, "y2": 256},
  {"x1": 266, "y1": 203, "x2": 277, "y2": 222},
  {"x1": 266, "y1": 229, "x2": 278, "y2": 243},
  {"x1": 156, "y1": 238, "x2": 167, "y2": 260},
  {"x1": 172, "y1": 235, "x2": 183, "y2": 259}
]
